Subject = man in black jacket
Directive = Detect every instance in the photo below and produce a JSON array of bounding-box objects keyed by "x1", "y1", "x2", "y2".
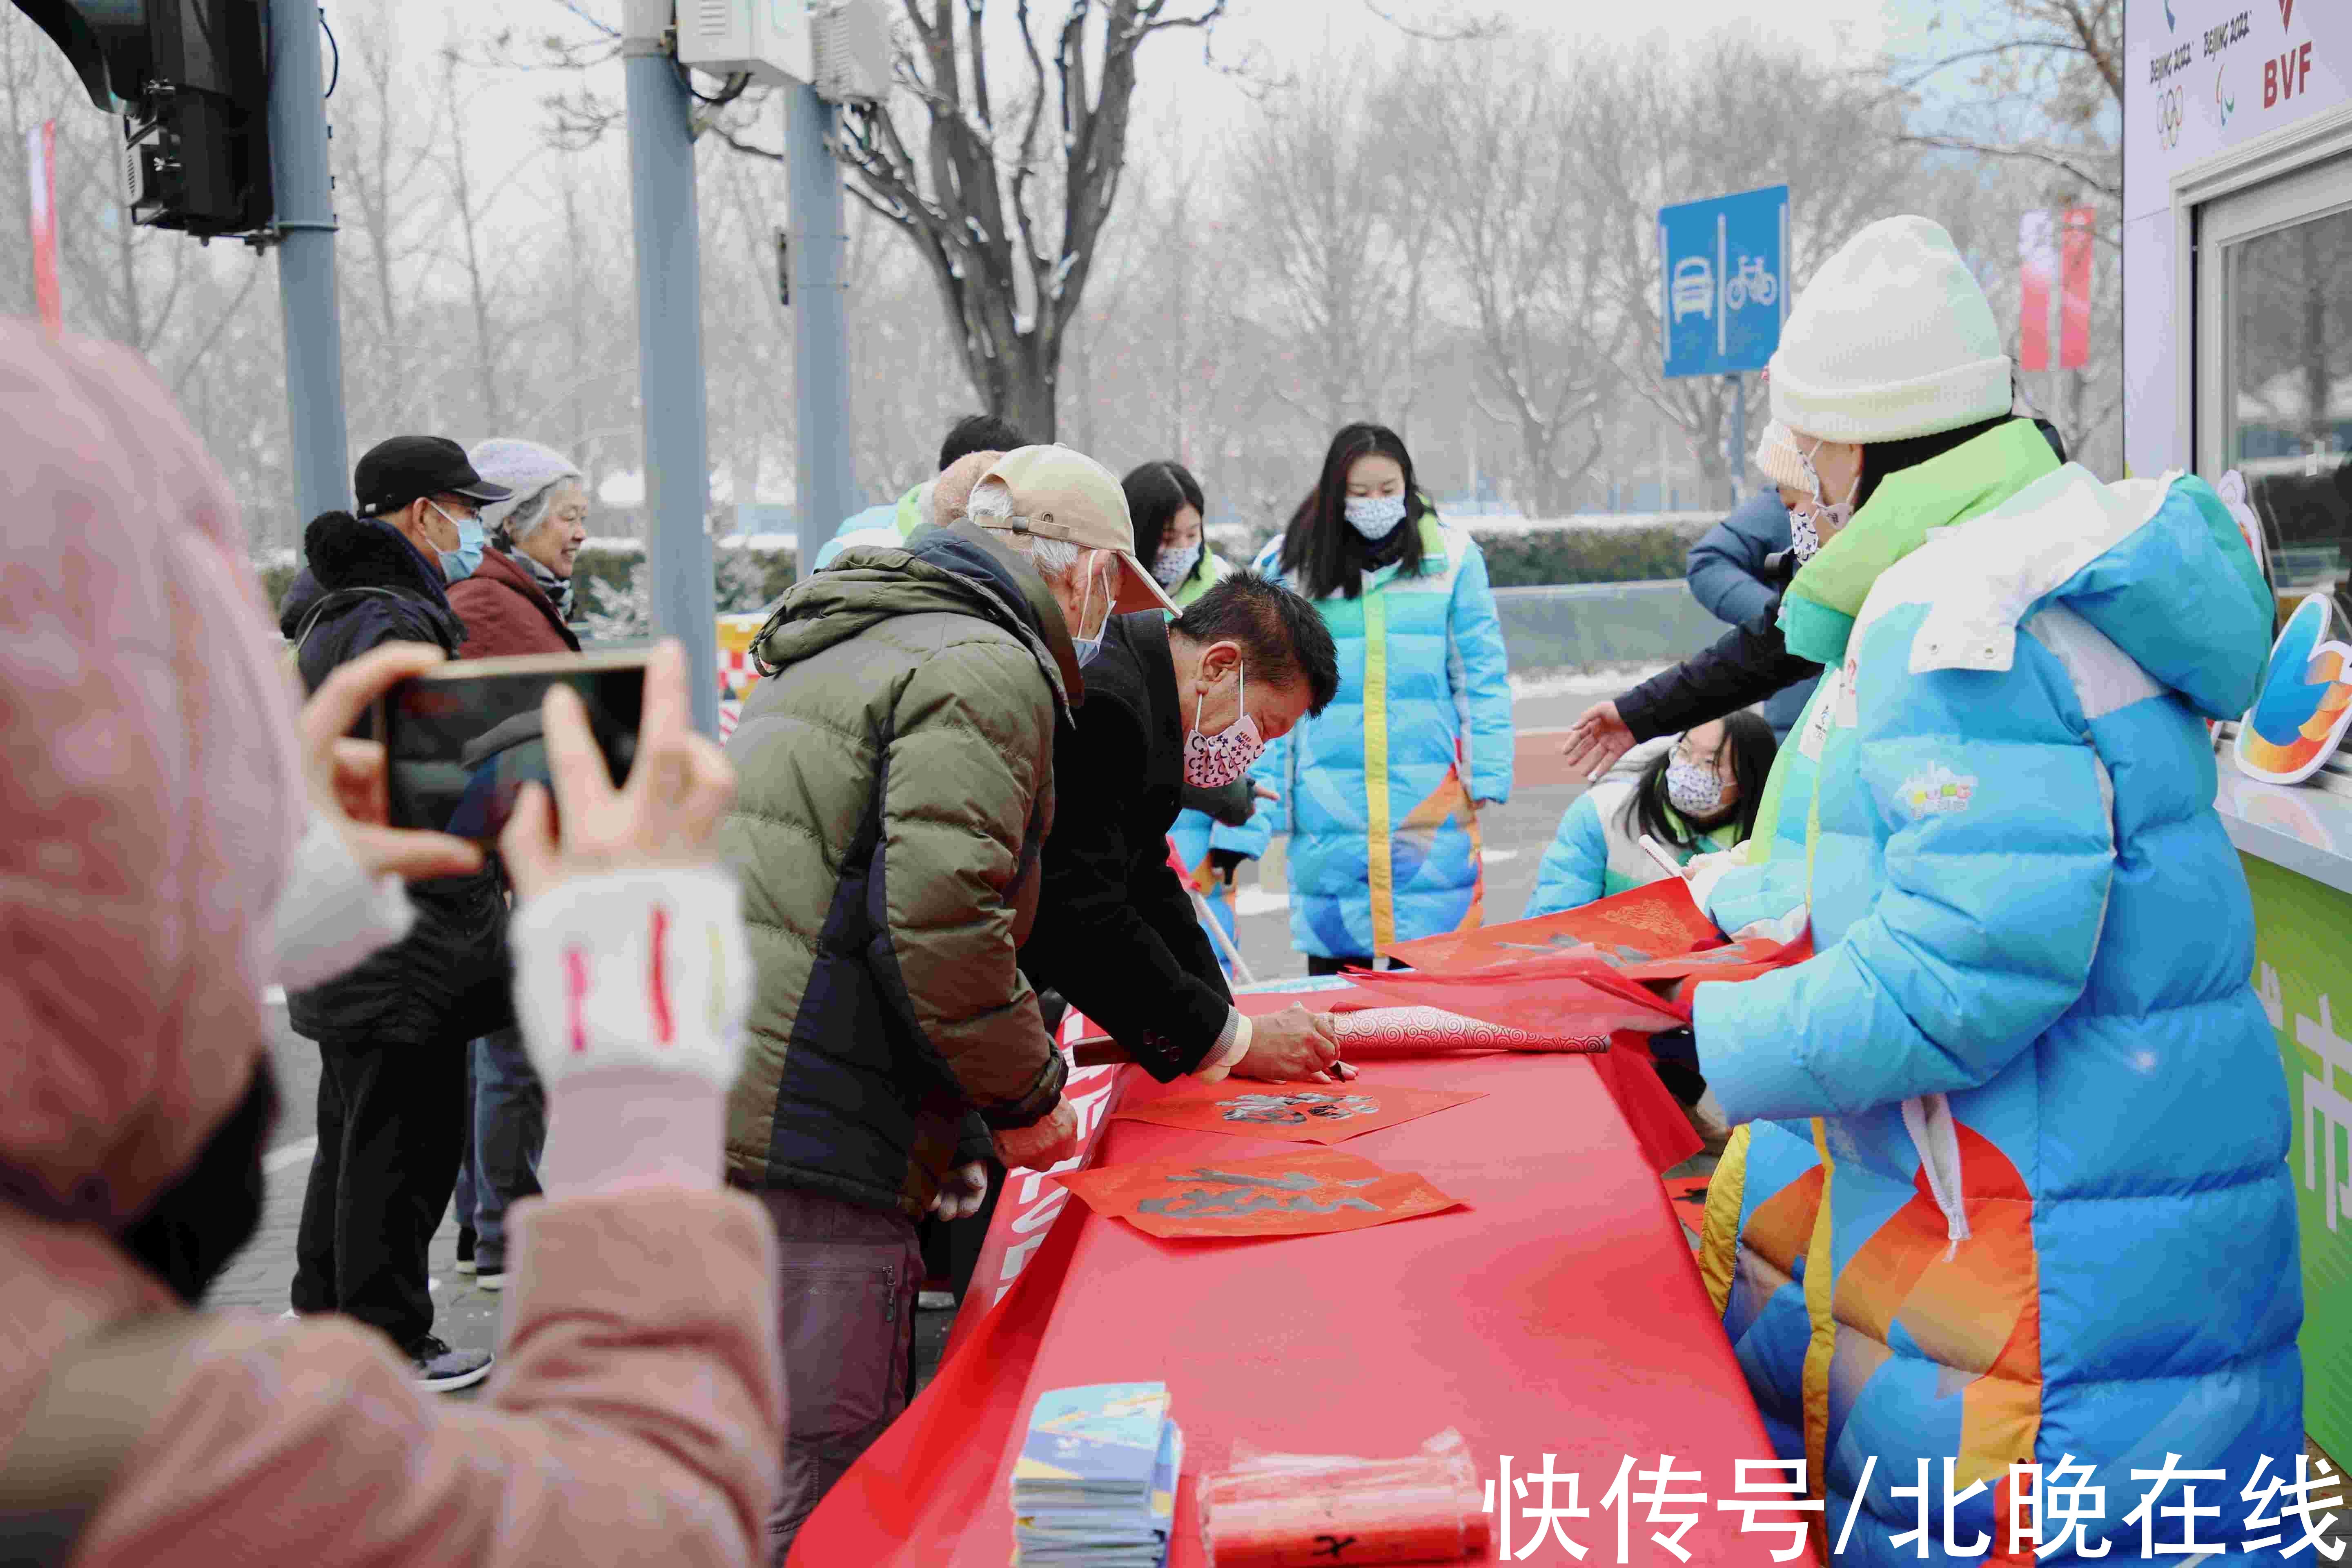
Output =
[
  {"x1": 1019, "y1": 573, "x2": 1347, "y2": 1091},
  {"x1": 1563, "y1": 417, "x2": 2070, "y2": 781},
  {"x1": 277, "y1": 436, "x2": 514, "y2": 1393}
]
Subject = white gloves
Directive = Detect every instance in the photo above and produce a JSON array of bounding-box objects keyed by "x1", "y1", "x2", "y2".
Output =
[
  {"x1": 510, "y1": 867, "x2": 751, "y2": 1094},
  {"x1": 510, "y1": 868, "x2": 753, "y2": 1196}
]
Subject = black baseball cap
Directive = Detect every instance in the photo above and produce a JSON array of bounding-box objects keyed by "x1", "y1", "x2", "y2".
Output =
[{"x1": 354, "y1": 435, "x2": 512, "y2": 517}]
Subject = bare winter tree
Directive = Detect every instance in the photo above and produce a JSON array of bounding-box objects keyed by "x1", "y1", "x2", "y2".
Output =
[
  {"x1": 1399, "y1": 37, "x2": 1625, "y2": 515},
  {"x1": 334, "y1": 0, "x2": 442, "y2": 439},
  {"x1": 822, "y1": 2, "x2": 1227, "y2": 441},
  {"x1": 439, "y1": 40, "x2": 522, "y2": 432},
  {"x1": 1229, "y1": 45, "x2": 1433, "y2": 441},
  {"x1": 1891, "y1": 0, "x2": 2123, "y2": 472}
]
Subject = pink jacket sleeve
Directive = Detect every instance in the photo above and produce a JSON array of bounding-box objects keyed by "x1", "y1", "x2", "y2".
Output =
[{"x1": 75, "y1": 1190, "x2": 782, "y2": 1568}]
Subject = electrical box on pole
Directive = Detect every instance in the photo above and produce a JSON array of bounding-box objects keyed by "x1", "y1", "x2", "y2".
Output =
[
  {"x1": 675, "y1": 0, "x2": 814, "y2": 87},
  {"x1": 13, "y1": 0, "x2": 274, "y2": 236},
  {"x1": 675, "y1": 1, "x2": 891, "y2": 102}
]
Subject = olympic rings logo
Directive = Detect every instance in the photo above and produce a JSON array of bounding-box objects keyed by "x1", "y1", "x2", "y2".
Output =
[{"x1": 2157, "y1": 85, "x2": 2187, "y2": 150}]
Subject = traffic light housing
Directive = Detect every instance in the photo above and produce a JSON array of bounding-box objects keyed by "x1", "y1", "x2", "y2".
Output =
[{"x1": 10, "y1": 1, "x2": 272, "y2": 236}]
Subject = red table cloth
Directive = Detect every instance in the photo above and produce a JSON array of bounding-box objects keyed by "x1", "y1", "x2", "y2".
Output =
[{"x1": 787, "y1": 1047, "x2": 1786, "y2": 1567}]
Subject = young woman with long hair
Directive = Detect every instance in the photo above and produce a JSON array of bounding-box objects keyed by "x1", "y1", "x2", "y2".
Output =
[
  {"x1": 1524, "y1": 713, "x2": 1775, "y2": 918},
  {"x1": 1206, "y1": 422, "x2": 1513, "y2": 972}
]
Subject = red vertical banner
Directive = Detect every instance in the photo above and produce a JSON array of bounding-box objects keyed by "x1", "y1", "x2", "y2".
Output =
[
  {"x1": 2017, "y1": 209, "x2": 2054, "y2": 373},
  {"x1": 2058, "y1": 205, "x2": 2096, "y2": 371},
  {"x1": 26, "y1": 120, "x2": 61, "y2": 333}
]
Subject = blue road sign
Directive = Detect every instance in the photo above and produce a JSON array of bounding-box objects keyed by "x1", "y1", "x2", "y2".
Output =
[{"x1": 1658, "y1": 183, "x2": 1789, "y2": 379}]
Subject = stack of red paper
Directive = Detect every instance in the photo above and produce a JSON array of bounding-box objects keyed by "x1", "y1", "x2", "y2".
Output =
[{"x1": 1199, "y1": 1429, "x2": 1488, "y2": 1567}]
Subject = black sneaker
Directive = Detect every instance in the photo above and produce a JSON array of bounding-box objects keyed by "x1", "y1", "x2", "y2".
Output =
[
  {"x1": 475, "y1": 1256, "x2": 507, "y2": 1291},
  {"x1": 454, "y1": 1227, "x2": 478, "y2": 1276},
  {"x1": 408, "y1": 1335, "x2": 493, "y2": 1392}
]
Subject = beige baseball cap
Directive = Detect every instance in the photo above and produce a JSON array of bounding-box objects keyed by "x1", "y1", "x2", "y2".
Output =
[{"x1": 973, "y1": 444, "x2": 1182, "y2": 615}]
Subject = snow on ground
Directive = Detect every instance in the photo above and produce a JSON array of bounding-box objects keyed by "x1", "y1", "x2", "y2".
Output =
[{"x1": 1509, "y1": 662, "x2": 1671, "y2": 702}]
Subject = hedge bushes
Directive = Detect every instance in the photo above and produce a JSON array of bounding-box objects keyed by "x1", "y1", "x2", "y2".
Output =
[
  {"x1": 1469, "y1": 522, "x2": 1709, "y2": 589},
  {"x1": 254, "y1": 516, "x2": 1713, "y2": 617}
]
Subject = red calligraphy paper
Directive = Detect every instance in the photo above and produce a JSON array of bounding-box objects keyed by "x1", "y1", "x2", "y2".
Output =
[
  {"x1": 1113, "y1": 1079, "x2": 1484, "y2": 1144},
  {"x1": 1342, "y1": 961, "x2": 1691, "y2": 1038},
  {"x1": 1386, "y1": 878, "x2": 1720, "y2": 974},
  {"x1": 1053, "y1": 1149, "x2": 1462, "y2": 1240}
]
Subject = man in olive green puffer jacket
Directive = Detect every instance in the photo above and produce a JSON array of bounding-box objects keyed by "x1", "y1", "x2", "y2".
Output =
[{"x1": 715, "y1": 445, "x2": 1179, "y2": 1556}]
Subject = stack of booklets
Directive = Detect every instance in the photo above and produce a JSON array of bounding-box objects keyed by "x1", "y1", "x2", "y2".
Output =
[{"x1": 1010, "y1": 1381, "x2": 1183, "y2": 1566}]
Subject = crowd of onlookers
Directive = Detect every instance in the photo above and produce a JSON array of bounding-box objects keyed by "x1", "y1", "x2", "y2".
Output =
[{"x1": 2, "y1": 207, "x2": 2313, "y2": 1568}]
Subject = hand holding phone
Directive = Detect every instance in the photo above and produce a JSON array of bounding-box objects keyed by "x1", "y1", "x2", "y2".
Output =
[
  {"x1": 301, "y1": 643, "x2": 484, "y2": 882},
  {"x1": 500, "y1": 639, "x2": 736, "y2": 903}
]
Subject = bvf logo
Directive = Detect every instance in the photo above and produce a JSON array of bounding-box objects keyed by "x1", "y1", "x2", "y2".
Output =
[{"x1": 2267, "y1": 41, "x2": 2314, "y2": 107}]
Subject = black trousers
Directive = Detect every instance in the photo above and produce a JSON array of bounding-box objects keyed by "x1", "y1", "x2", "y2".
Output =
[{"x1": 291, "y1": 1032, "x2": 469, "y2": 1348}]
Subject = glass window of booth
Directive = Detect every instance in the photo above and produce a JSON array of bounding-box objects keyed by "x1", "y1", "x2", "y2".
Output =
[{"x1": 2198, "y1": 153, "x2": 2352, "y2": 624}]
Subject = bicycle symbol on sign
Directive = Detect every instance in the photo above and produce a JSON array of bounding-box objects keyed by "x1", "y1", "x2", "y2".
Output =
[{"x1": 1722, "y1": 254, "x2": 1777, "y2": 311}]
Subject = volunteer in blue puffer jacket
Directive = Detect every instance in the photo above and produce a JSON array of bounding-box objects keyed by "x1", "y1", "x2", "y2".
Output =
[
  {"x1": 1209, "y1": 423, "x2": 1513, "y2": 971},
  {"x1": 1523, "y1": 714, "x2": 1773, "y2": 918},
  {"x1": 1686, "y1": 216, "x2": 2300, "y2": 1565},
  {"x1": 1130, "y1": 460, "x2": 1253, "y2": 972}
]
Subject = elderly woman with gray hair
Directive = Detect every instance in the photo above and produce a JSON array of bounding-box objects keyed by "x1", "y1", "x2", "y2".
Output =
[
  {"x1": 443, "y1": 439, "x2": 589, "y2": 1286},
  {"x1": 448, "y1": 438, "x2": 588, "y2": 659}
]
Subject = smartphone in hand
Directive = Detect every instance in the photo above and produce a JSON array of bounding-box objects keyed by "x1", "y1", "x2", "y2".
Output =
[{"x1": 376, "y1": 651, "x2": 648, "y2": 843}]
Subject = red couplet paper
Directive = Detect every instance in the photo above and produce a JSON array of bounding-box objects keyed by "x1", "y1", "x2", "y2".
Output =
[
  {"x1": 784, "y1": 1049, "x2": 1789, "y2": 1568},
  {"x1": 1331, "y1": 1004, "x2": 1602, "y2": 1056},
  {"x1": 1386, "y1": 877, "x2": 1720, "y2": 974},
  {"x1": 1341, "y1": 960, "x2": 1690, "y2": 1039},
  {"x1": 1200, "y1": 1433, "x2": 1490, "y2": 1567},
  {"x1": 1053, "y1": 1148, "x2": 1462, "y2": 1240},
  {"x1": 1113, "y1": 1078, "x2": 1485, "y2": 1144}
]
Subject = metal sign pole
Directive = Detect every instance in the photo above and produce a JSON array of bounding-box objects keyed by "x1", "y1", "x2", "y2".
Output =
[
  {"x1": 266, "y1": 0, "x2": 350, "y2": 528},
  {"x1": 786, "y1": 79, "x2": 858, "y2": 582},
  {"x1": 622, "y1": 0, "x2": 719, "y2": 738},
  {"x1": 1728, "y1": 372, "x2": 1745, "y2": 505}
]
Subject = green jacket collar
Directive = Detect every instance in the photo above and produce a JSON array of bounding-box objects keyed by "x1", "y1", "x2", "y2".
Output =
[{"x1": 1779, "y1": 419, "x2": 2061, "y2": 666}]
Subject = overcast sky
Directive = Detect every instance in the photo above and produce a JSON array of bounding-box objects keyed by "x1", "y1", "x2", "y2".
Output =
[{"x1": 428, "y1": 0, "x2": 1960, "y2": 157}]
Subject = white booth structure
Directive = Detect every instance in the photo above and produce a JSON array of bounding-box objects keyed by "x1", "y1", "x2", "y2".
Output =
[{"x1": 2124, "y1": 0, "x2": 2352, "y2": 1463}]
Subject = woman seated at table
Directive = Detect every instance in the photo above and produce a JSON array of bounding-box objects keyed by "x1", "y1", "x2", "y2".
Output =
[{"x1": 1524, "y1": 715, "x2": 1773, "y2": 918}]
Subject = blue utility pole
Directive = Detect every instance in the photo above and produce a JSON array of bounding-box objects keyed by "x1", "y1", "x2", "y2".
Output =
[
  {"x1": 785, "y1": 80, "x2": 857, "y2": 581},
  {"x1": 266, "y1": 0, "x2": 349, "y2": 523},
  {"x1": 622, "y1": 0, "x2": 719, "y2": 738}
]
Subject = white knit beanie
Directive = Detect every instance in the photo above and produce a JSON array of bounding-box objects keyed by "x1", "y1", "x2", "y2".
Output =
[
  {"x1": 1758, "y1": 215, "x2": 2010, "y2": 485},
  {"x1": 469, "y1": 437, "x2": 584, "y2": 544}
]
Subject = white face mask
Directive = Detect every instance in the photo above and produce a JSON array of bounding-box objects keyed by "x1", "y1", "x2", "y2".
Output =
[
  {"x1": 1069, "y1": 560, "x2": 1111, "y2": 668},
  {"x1": 1343, "y1": 494, "x2": 1408, "y2": 540},
  {"x1": 1184, "y1": 658, "x2": 1265, "y2": 788},
  {"x1": 1152, "y1": 541, "x2": 1202, "y2": 589}
]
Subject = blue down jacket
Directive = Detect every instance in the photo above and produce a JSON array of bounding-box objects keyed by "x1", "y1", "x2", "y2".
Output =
[
  {"x1": 1211, "y1": 514, "x2": 1514, "y2": 960},
  {"x1": 1691, "y1": 462, "x2": 2300, "y2": 1563}
]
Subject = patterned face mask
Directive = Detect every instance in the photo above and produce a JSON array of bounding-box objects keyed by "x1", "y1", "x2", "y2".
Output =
[
  {"x1": 1786, "y1": 435, "x2": 1855, "y2": 565},
  {"x1": 1665, "y1": 760, "x2": 1726, "y2": 818},
  {"x1": 1344, "y1": 494, "x2": 1408, "y2": 540},
  {"x1": 1152, "y1": 541, "x2": 1202, "y2": 589},
  {"x1": 1184, "y1": 658, "x2": 1265, "y2": 788}
]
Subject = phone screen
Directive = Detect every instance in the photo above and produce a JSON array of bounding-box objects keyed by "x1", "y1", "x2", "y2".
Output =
[{"x1": 378, "y1": 654, "x2": 646, "y2": 844}]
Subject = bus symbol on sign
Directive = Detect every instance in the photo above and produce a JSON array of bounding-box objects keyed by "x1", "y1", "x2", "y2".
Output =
[{"x1": 1671, "y1": 257, "x2": 1713, "y2": 322}]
